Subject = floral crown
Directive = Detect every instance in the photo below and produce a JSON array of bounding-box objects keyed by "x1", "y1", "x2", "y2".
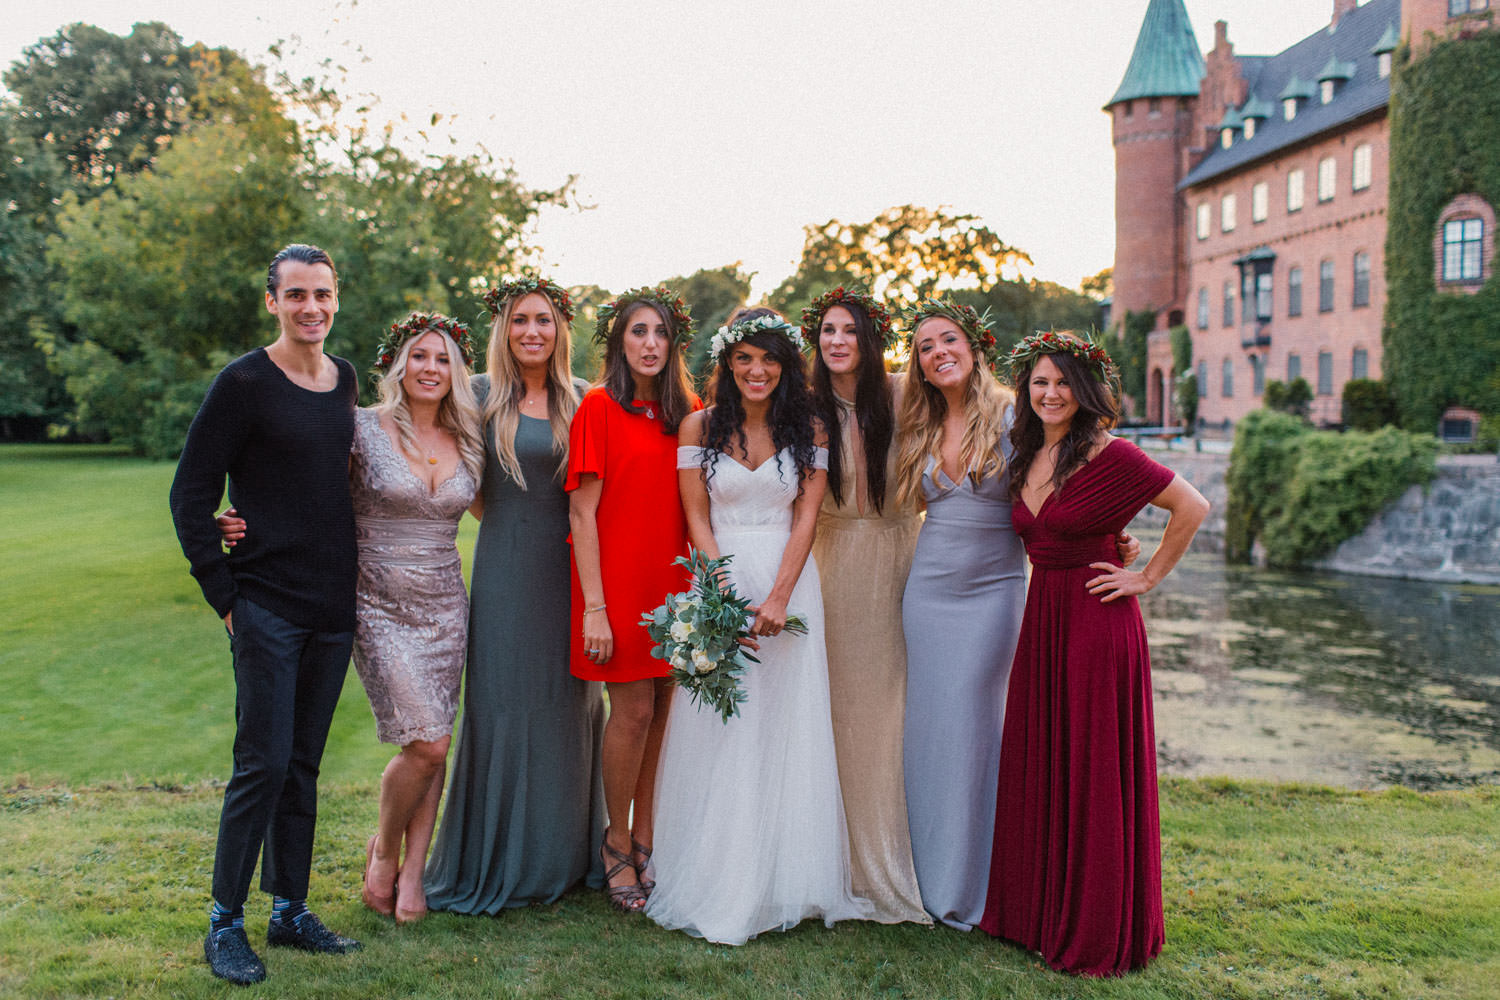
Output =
[
  {"x1": 374, "y1": 312, "x2": 476, "y2": 372},
  {"x1": 708, "y1": 313, "x2": 809, "y2": 363},
  {"x1": 907, "y1": 297, "x2": 1000, "y2": 371},
  {"x1": 593, "y1": 285, "x2": 694, "y2": 346},
  {"x1": 1005, "y1": 329, "x2": 1117, "y2": 384},
  {"x1": 482, "y1": 276, "x2": 576, "y2": 325},
  {"x1": 800, "y1": 285, "x2": 898, "y2": 351}
]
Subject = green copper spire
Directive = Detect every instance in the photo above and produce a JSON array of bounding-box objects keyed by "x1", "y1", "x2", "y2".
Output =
[{"x1": 1107, "y1": 0, "x2": 1207, "y2": 107}]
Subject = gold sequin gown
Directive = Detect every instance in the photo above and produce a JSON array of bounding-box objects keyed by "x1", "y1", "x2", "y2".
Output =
[{"x1": 811, "y1": 394, "x2": 930, "y2": 924}]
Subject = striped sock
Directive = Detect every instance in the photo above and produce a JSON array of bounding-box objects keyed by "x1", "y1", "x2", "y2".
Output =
[
  {"x1": 271, "y1": 896, "x2": 308, "y2": 928},
  {"x1": 209, "y1": 900, "x2": 243, "y2": 938}
]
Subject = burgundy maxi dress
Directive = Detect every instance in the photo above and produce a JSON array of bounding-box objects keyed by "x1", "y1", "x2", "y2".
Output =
[{"x1": 979, "y1": 438, "x2": 1175, "y2": 977}]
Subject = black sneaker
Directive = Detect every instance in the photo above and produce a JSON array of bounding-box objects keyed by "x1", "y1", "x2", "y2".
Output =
[
  {"x1": 204, "y1": 928, "x2": 267, "y2": 985},
  {"x1": 266, "y1": 911, "x2": 361, "y2": 954}
]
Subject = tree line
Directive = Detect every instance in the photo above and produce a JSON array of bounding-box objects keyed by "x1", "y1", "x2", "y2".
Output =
[{"x1": 1, "y1": 22, "x2": 1109, "y2": 458}]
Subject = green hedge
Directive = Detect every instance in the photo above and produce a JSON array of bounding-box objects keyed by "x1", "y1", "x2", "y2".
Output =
[
  {"x1": 1385, "y1": 31, "x2": 1500, "y2": 431},
  {"x1": 1226, "y1": 409, "x2": 1437, "y2": 568}
]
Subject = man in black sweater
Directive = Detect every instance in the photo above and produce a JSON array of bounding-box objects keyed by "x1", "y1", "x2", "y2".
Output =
[{"x1": 170, "y1": 244, "x2": 362, "y2": 985}]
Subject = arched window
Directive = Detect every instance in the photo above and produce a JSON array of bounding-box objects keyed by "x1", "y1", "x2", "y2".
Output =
[{"x1": 1434, "y1": 195, "x2": 1495, "y2": 292}]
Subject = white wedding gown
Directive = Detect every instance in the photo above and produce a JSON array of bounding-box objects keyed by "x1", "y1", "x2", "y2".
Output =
[{"x1": 646, "y1": 446, "x2": 870, "y2": 944}]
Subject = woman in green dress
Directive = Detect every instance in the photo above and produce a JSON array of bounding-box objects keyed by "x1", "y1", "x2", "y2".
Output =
[{"x1": 423, "y1": 278, "x2": 606, "y2": 912}]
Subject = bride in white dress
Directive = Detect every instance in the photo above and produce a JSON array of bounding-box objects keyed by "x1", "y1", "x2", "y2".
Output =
[{"x1": 647, "y1": 309, "x2": 870, "y2": 945}]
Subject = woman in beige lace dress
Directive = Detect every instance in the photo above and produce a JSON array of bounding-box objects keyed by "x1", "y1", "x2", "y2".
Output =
[{"x1": 803, "y1": 288, "x2": 929, "y2": 924}]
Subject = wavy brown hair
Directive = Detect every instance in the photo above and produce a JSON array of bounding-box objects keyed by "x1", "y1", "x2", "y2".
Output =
[{"x1": 1006, "y1": 336, "x2": 1120, "y2": 502}]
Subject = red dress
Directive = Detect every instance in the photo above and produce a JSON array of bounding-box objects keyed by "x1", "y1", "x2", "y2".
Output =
[
  {"x1": 979, "y1": 438, "x2": 1175, "y2": 976},
  {"x1": 566, "y1": 388, "x2": 701, "y2": 682}
]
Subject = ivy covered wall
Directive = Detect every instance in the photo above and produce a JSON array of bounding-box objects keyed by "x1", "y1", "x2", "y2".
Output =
[{"x1": 1384, "y1": 30, "x2": 1500, "y2": 432}]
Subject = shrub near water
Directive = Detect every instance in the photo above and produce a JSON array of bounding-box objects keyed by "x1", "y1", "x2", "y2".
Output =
[{"x1": 1226, "y1": 410, "x2": 1437, "y2": 568}]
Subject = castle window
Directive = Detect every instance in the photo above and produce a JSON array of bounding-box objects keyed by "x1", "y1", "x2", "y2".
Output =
[
  {"x1": 1221, "y1": 128, "x2": 1234, "y2": 149},
  {"x1": 1197, "y1": 288, "x2": 1209, "y2": 329},
  {"x1": 1450, "y1": 1, "x2": 1490, "y2": 16},
  {"x1": 1288, "y1": 267, "x2": 1303, "y2": 316},
  {"x1": 1223, "y1": 280, "x2": 1235, "y2": 326},
  {"x1": 1222, "y1": 193, "x2": 1237, "y2": 233},
  {"x1": 1287, "y1": 353, "x2": 1302, "y2": 383},
  {"x1": 1319, "y1": 259, "x2": 1335, "y2": 312},
  {"x1": 1122, "y1": 100, "x2": 1134, "y2": 119},
  {"x1": 1243, "y1": 116, "x2": 1257, "y2": 140},
  {"x1": 1317, "y1": 351, "x2": 1333, "y2": 396},
  {"x1": 1443, "y1": 218, "x2": 1484, "y2": 281},
  {"x1": 1283, "y1": 98, "x2": 1297, "y2": 121},
  {"x1": 1197, "y1": 361, "x2": 1208, "y2": 398},
  {"x1": 1353, "y1": 144, "x2": 1372, "y2": 191},
  {"x1": 1318, "y1": 157, "x2": 1336, "y2": 202},
  {"x1": 1251, "y1": 355, "x2": 1265, "y2": 395},
  {"x1": 1353, "y1": 252, "x2": 1371, "y2": 306},
  {"x1": 1252, "y1": 182, "x2": 1269, "y2": 222},
  {"x1": 1222, "y1": 358, "x2": 1234, "y2": 398},
  {"x1": 1256, "y1": 272, "x2": 1274, "y2": 321},
  {"x1": 1241, "y1": 271, "x2": 1255, "y2": 323},
  {"x1": 1148, "y1": 98, "x2": 1161, "y2": 118},
  {"x1": 1379, "y1": 52, "x2": 1392, "y2": 78},
  {"x1": 1352, "y1": 348, "x2": 1369, "y2": 380},
  {"x1": 1320, "y1": 80, "x2": 1335, "y2": 105},
  {"x1": 1196, "y1": 203, "x2": 1210, "y2": 240},
  {"x1": 1287, "y1": 169, "x2": 1305, "y2": 212}
]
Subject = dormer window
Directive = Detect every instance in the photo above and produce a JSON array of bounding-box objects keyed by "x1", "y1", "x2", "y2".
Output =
[
  {"x1": 1317, "y1": 57, "x2": 1355, "y2": 106},
  {"x1": 1372, "y1": 22, "x2": 1398, "y2": 80},
  {"x1": 1221, "y1": 128, "x2": 1234, "y2": 149},
  {"x1": 1378, "y1": 52, "x2": 1391, "y2": 78},
  {"x1": 1279, "y1": 75, "x2": 1312, "y2": 122},
  {"x1": 1243, "y1": 116, "x2": 1256, "y2": 140},
  {"x1": 1320, "y1": 79, "x2": 1335, "y2": 104}
]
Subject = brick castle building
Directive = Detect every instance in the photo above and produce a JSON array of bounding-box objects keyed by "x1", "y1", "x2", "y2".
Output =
[{"x1": 1108, "y1": 0, "x2": 1495, "y2": 430}]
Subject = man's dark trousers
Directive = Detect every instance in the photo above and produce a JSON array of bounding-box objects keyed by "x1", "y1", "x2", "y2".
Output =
[{"x1": 212, "y1": 595, "x2": 353, "y2": 908}]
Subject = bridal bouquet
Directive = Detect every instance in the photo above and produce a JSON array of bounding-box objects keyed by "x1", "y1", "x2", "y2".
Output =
[{"x1": 641, "y1": 548, "x2": 808, "y2": 723}]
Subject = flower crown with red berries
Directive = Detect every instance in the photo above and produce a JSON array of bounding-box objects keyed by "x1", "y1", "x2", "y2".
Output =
[
  {"x1": 801, "y1": 285, "x2": 898, "y2": 351},
  {"x1": 482, "y1": 276, "x2": 576, "y2": 324},
  {"x1": 1005, "y1": 329, "x2": 1118, "y2": 384},
  {"x1": 907, "y1": 297, "x2": 1000, "y2": 371},
  {"x1": 593, "y1": 284, "x2": 695, "y2": 346},
  {"x1": 374, "y1": 312, "x2": 476, "y2": 372}
]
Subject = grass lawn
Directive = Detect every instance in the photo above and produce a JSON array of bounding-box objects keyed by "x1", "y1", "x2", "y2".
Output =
[{"x1": 3, "y1": 445, "x2": 1498, "y2": 999}]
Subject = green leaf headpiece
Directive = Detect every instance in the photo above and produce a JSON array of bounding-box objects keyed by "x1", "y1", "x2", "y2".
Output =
[
  {"x1": 800, "y1": 285, "x2": 898, "y2": 351},
  {"x1": 1005, "y1": 329, "x2": 1118, "y2": 384},
  {"x1": 374, "y1": 311, "x2": 476, "y2": 372},
  {"x1": 906, "y1": 297, "x2": 1000, "y2": 372},
  {"x1": 593, "y1": 285, "x2": 695, "y2": 346},
  {"x1": 482, "y1": 276, "x2": 576, "y2": 324}
]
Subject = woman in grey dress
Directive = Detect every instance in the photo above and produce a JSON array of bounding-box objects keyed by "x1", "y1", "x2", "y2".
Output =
[
  {"x1": 423, "y1": 278, "x2": 608, "y2": 913},
  {"x1": 894, "y1": 300, "x2": 1025, "y2": 930}
]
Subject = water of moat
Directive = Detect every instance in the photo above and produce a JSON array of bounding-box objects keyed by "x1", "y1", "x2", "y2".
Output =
[{"x1": 1136, "y1": 534, "x2": 1500, "y2": 790}]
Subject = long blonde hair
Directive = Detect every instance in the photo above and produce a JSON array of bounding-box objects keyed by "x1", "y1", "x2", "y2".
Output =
[
  {"x1": 894, "y1": 319, "x2": 1013, "y2": 508},
  {"x1": 375, "y1": 328, "x2": 484, "y2": 485},
  {"x1": 482, "y1": 291, "x2": 581, "y2": 489}
]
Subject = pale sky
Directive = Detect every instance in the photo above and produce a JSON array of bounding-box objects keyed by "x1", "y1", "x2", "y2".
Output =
[{"x1": 3, "y1": 0, "x2": 1335, "y2": 299}]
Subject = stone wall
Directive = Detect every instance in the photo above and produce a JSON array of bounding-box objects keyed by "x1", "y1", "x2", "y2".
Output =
[{"x1": 1126, "y1": 443, "x2": 1500, "y2": 584}]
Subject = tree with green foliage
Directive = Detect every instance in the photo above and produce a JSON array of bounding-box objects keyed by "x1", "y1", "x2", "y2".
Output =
[
  {"x1": 768, "y1": 205, "x2": 1028, "y2": 316},
  {"x1": 1384, "y1": 31, "x2": 1500, "y2": 431},
  {"x1": 1342, "y1": 379, "x2": 1398, "y2": 431},
  {"x1": 1263, "y1": 377, "x2": 1313, "y2": 420}
]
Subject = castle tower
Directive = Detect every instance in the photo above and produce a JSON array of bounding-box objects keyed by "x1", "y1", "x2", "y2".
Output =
[{"x1": 1106, "y1": 0, "x2": 1206, "y2": 331}]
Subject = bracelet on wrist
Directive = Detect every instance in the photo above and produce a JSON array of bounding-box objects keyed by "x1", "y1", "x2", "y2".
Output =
[{"x1": 584, "y1": 604, "x2": 606, "y2": 614}]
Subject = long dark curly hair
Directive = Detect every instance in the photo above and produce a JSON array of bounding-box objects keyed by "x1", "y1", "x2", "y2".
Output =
[
  {"x1": 1007, "y1": 345, "x2": 1120, "y2": 502},
  {"x1": 810, "y1": 299, "x2": 894, "y2": 514},
  {"x1": 702, "y1": 307, "x2": 819, "y2": 490},
  {"x1": 599, "y1": 301, "x2": 696, "y2": 433}
]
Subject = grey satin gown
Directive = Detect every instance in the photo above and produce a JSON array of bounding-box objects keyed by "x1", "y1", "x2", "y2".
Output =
[
  {"x1": 901, "y1": 452, "x2": 1026, "y2": 929},
  {"x1": 424, "y1": 377, "x2": 606, "y2": 912}
]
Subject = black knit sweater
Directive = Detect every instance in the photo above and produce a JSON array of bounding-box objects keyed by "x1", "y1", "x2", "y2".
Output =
[{"x1": 169, "y1": 347, "x2": 358, "y2": 632}]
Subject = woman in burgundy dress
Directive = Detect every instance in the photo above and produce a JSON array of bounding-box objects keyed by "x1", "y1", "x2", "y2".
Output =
[{"x1": 979, "y1": 331, "x2": 1207, "y2": 976}]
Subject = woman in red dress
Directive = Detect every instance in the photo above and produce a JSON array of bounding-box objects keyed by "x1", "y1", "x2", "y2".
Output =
[
  {"x1": 979, "y1": 331, "x2": 1207, "y2": 976},
  {"x1": 567, "y1": 285, "x2": 701, "y2": 913}
]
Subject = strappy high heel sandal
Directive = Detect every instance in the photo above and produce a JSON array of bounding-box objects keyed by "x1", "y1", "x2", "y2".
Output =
[
  {"x1": 631, "y1": 838, "x2": 655, "y2": 896},
  {"x1": 600, "y1": 833, "x2": 645, "y2": 913}
]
